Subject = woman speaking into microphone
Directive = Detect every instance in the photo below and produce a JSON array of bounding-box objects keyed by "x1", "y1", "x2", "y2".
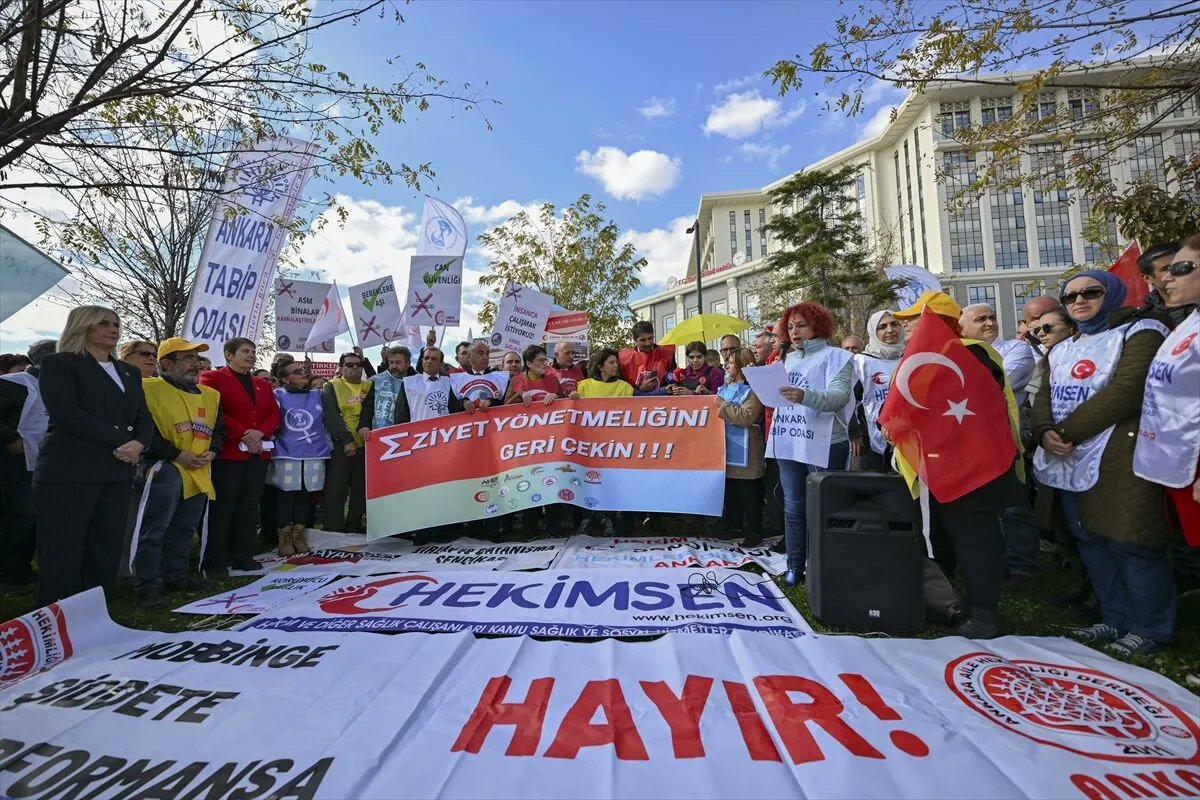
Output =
[{"x1": 766, "y1": 301, "x2": 853, "y2": 586}]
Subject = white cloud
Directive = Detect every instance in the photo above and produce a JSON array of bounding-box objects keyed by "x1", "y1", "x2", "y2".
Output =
[
  {"x1": 620, "y1": 216, "x2": 695, "y2": 290},
  {"x1": 453, "y1": 196, "x2": 544, "y2": 228},
  {"x1": 637, "y1": 96, "x2": 676, "y2": 120},
  {"x1": 575, "y1": 146, "x2": 682, "y2": 201},
  {"x1": 714, "y1": 74, "x2": 759, "y2": 94},
  {"x1": 703, "y1": 91, "x2": 806, "y2": 139},
  {"x1": 738, "y1": 141, "x2": 792, "y2": 170},
  {"x1": 862, "y1": 104, "x2": 898, "y2": 139},
  {"x1": 297, "y1": 194, "x2": 420, "y2": 288}
]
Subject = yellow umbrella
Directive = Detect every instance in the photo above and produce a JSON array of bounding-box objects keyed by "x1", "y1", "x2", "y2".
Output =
[{"x1": 658, "y1": 313, "x2": 752, "y2": 346}]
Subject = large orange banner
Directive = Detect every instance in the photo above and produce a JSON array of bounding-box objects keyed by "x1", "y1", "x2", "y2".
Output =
[{"x1": 364, "y1": 396, "x2": 724, "y2": 538}]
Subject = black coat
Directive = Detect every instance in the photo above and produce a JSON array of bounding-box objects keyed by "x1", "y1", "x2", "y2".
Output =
[{"x1": 35, "y1": 352, "x2": 154, "y2": 484}]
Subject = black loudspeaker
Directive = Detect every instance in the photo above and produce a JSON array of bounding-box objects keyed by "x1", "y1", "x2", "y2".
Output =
[{"x1": 805, "y1": 472, "x2": 925, "y2": 635}]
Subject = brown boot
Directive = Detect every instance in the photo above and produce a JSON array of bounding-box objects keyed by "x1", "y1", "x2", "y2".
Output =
[
  {"x1": 291, "y1": 524, "x2": 310, "y2": 554},
  {"x1": 277, "y1": 527, "x2": 295, "y2": 557}
]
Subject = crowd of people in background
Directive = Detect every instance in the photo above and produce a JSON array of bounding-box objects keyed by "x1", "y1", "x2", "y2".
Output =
[{"x1": 0, "y1": 237, "x2": 1195, "y2": 662}]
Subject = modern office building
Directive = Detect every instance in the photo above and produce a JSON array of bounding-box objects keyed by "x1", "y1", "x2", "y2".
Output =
[{"x1": 633, "y1": 60, "x2": 1200, "y2": 341}]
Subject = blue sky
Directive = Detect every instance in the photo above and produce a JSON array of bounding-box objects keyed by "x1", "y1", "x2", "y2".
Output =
[{"x1": 2, "y1": 0, "x2": 904, "y2": 354}]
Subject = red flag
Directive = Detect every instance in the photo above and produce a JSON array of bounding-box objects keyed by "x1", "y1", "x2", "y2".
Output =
[
  {"x1": 878, "y1": 308, "x2": 1017, "y2": 503},
  {"x1": 1108, "y1": 241, "x2": 1146, "y2": 308}
]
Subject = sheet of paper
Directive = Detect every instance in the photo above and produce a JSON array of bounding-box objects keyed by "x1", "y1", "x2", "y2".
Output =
[{"x1": 741, "y1": 362, "x2": 794, "y2": 408}]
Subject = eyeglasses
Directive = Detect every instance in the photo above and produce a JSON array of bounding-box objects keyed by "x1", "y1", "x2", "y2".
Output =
[
  {"x1": 132, "y1": 350, "x2": 156, "y2": 358},
  {"x1": 1169, "y1": 260, "x2": 1197, "y2": 277},
  {"x1": 719, "y1": 347, "x2": 738, "y2": 355},
  {"x1": 1060, "y1": 286, "x2": 1106, "y2": 305},
  {"x1": 1037, "y1": 322, "x2": 1064, "y2": 334}
]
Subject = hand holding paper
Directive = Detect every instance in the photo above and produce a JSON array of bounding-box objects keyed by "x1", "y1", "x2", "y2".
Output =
[{"x1": 741, "y1": 362, "x2": 797, "y2": 408}]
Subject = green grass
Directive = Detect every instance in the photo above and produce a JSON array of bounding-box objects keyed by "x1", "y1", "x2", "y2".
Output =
[{"x1": 2, "y1": 532, "x2": 1196, "y2": 691}]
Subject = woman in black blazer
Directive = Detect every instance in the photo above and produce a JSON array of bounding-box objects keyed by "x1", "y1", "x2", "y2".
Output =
[{"x1": 35, "y1": 306, "x2": 154, "y2": 605}]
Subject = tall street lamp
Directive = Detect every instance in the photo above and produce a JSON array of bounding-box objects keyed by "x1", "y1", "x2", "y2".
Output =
[{"x1": 685, "y1": 219, "x2": 703, "y2": 314}]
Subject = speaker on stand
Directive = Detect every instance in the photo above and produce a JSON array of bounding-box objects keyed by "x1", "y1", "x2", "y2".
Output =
[{"x1": 805, "y1": 472, "x2": 925, "y2": 634}]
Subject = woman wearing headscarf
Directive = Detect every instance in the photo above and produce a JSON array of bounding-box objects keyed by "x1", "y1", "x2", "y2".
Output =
[
  {"x1": 766, "y1": 301, "x2": 854, "y2": 585},
  {"x1": 1032, "y1": 269, "x2": 1172, "y2": 656},
  {"x1": 849, "y1": 310, "x2": 905, "y2": 472}
]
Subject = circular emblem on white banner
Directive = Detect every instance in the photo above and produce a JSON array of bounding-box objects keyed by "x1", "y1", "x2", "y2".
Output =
[{"x1": 946, "y1": 653, "x2": 1199, "y2": 763}]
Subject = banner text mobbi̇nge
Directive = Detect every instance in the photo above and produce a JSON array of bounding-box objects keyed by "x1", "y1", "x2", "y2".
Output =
[{"x1": 364, "y1": 397, "x2": 724, "y2": 538}]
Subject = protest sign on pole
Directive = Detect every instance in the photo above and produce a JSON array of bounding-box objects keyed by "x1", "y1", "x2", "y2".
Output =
[
  {"x1": 418, "y1": 196, "x2": 468, "y2": 259},
  {"x1": 885, "y1": 264, "x2": 943, "y2": 310},
  {"x1": 488, "y1": 282, "x2": 554, "y2": 354},
  {"x1": 364, "y1": 397, "x2": 724, "y2": 538},
  {"x1": 182, "y1": 137, "x2": 318, "y2": 365},
  {"x1": 348, "y1": 276, "x2": 405, "y2": 348},
  {"x1": 304, "y1": 281, "x2": 350, "y2": 350},
  {"x1": 273, "y1": 278, "x2": 335, "y2": 353},
  {"x1": 241, "y1": 568, "x2": 811, "y2": 637},
  {"x1": 403, "y1": 255, "x2": 464, "y2": 328},
  {"x1": 0, "y1": 224, "x2": 69, "y2": 324},
  {"x1": 5, "y1": 588, "x2": 1199, "y2": 800},
  {"x1": 544, "y1": 310, "x2": 590, "y2": 361}
]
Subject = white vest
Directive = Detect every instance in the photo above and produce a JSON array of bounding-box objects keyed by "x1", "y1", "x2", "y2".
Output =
[
  {"x1": 766, "y1": 345, "x2": 852, "y2": 468},
  {"x1": 1034, "y1": 318, "x2": 1168, "y2": 491},
  {"x1": 0, "y1": 372, "x2": 46, "y2": 471},
  {"x1": 853, "y1": 354, "x2": 899, "y2": 456},
  {"x1": 402, "y1": 374, "x2": 451, "y2": 423},
  {"x1": 1133, "y1": 310, "x2": 1200, "y2": 488}
]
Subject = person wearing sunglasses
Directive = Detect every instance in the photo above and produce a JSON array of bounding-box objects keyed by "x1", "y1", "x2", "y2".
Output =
[
  {"x1": 1031, "y1": 269, "x2": 1174, "y2": 656},
  {"x1": 1136, "y1": 240, "x2": 1195, "y2": 327},
  {"x1": 119, "y1": 340, "x2": 159, "y2": 379},
  {"x1": 1033, "y1": 308, "x2": 1077, "y2": 351},
  {"x1": 268, "y1": 360, "x2": 331, "y2": 556},
  {"x1": 1135, "y1": 234, "x2": 1200, "y2": 551}
]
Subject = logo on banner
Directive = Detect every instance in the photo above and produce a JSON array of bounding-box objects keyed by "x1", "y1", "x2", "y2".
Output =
[
  {"x1": 458, "y1": 378, "x2": 502, "y2": 402},
  {"x1": 947, "y1": 654, "x2": 1200, "y2": 762},
  {"x1": 235, "y1": 164, "x2": 292, "y2": 206},
  {"x1": 585, "y1": 470, "x2": 602, "y2": 484},
  {"x1": 872, "y1": 371, "x2": 888, "y2": 385},
  {"x1": 277, "y1": 334, "x2": 292, "y2": 349},
  {"x1": 558, "y1": 489, "x2": 575, "y2": 501},
  {"x1": 425, "y1": 215, "x2": 460, "y2": 252},
  {"x1": 1071, "y1": 359, "x2": 1097, "y2": 380},
  {"x1": 317, "y1": 575, "x2": 437, "y2": 615},
  {"x1": 474, "y1": 491, "x2": 490, "y2": 503},
  {"x1": 0, "y1": 603, "x2": 73, "y2": 687}
]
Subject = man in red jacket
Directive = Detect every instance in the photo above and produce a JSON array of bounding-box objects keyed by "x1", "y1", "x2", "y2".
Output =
[
  {"x1": 199, "y1": 337, "x2": 280, "y2": 574},
  {"x1": 619, "y1": 320, "x2": 675, "y2": 395}
]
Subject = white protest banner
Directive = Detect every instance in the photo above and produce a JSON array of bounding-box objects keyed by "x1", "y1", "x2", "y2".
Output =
[
  {"x1": 243, "y1": 530, "x2": 412, "y2": 575},
  {"x1": 489, "y1": 281, "x2": 554, "y2": 354},
  {"x1": 274, "y1": 278, "x2": 335, "y2": 353},
  {"x1": 544, "y1": 310, "x2": 590, "y2": 361},
  {"x1": 303, "y1": 281, "x2": 350, "y2": 350},
  {"x1": 182, "y1": 137, "x2": 318, "y2": 365},
  {"x1": 886, "y1": 264, "x2": 943, "y2": 310},
  {"x1": 348, "y1": 276, "x2": 405, "y2": 348},
  {"x1": 376, "y1": 537, "x2": 565, "y2": 572},
  {"x1": 552, "y1": 534, "x2": 787, "y2": 574},
  {"x1": 6, "y1": 589, "x2": 1198, "y2": 800},
  {"x1": 404, "y1": 254, "x2": 463, "y2": 327},
  {"x1": 0, "y1": 224, "x2": 68, "y2": 324},
  {"x1": 418, "y1": 196, "x2": 468, "y2": 259},
  {"x1": 173, "y1": 571, "x2": 339, "y2": 616},
  {"x1": 241, "y1": 568, "x2": 810, "y2": 638}
]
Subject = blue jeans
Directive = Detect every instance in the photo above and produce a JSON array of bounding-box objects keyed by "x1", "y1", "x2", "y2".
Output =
[
  {"x1": 1060, "y1": 491, "x2": 1176, "y2": 642},
  {"x1": 134, "y1": 463, "x2": 207, "y2": 589},
  {"x1": 777, "y1": 440, "x2": 850, "y2": 574}
]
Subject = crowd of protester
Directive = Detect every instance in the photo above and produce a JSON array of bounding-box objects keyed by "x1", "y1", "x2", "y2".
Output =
[{"x1": 0, "y1": 238, "x2": 1196, "y2": 664}]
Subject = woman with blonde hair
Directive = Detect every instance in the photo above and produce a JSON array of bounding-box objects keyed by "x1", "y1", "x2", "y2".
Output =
[
  {"x1": 118, "y1": 339, "x2": 158, "y2": 379},
  {"x1": 35, "y1": 306, "x2": 153, "y2": 604}
]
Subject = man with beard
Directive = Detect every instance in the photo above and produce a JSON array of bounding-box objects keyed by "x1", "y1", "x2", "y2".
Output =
[
  {"x1": 619, "y1": 320, "x2": 675, "y2": 395},
  {"x1": 134, "y1": 338, "x2": 223, "y2": 608}
]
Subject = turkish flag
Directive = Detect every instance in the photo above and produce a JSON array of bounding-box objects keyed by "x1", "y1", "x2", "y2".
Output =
[
  {"x1": 878, "y1": 309, "x2": 1017, "y2": 503},
  {"x1": 1108, "y1": 241, "x2": 1146, "y2": 308}
]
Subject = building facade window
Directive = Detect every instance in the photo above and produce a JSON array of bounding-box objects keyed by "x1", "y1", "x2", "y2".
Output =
[
  {"x1": 981, "y1": 98, "x2": 1013, "y2": 125},
  {"x1": 711, "y1": 299, "x2": 727, "y2": 317},
  {"x1": 894, "y1": 150, "x2": 907, "y2": 262},
  {"x1": 913, "y1": 132, "x2": 929, "y2": 266},
  {"x1": 1033, "y1": 143, "x2": 1073, "y2": 267},
  {"x1": 1073, "y1": 138, "x2": 1119, "y2": 264},
  {"x1": 1174, "y1": 129, "x2": 1200, "y2": 161},
  {"x1": 1068, "y1": 89, "x2": 1099, "y2": 120},
  {"x1": 662, "y1": 313, "x2": 676, "y2": 332},
  {"x1": 728, "y1": 211, "x2": 738, "y2": 259},
  {"x1": 743, "y1": 210, "x2": 753, "y2": 261},
  {"x1": 1127, "y1": 133, "x2": 1165, "y2": 185},
  {"x1": 936, "y1": 100, "x2": 971, "y2": 138},
  {"x1": 903, "y1": 141, "x2": 917, "y2": 264},
  {"x1": 742, "y1": 292, "x2": 759, "y2": 325},
  {"x1": 942, "y1": 152, "x2": 986, "y2": 272},
  {"x1": 1013, "y1": 281, "x2": 1048, "y2": 320},
  {"x1": 989, "y1": 169, "x2": 1029, "y2": 270},
  {"x1": 967, "y1": 284, "x2": 997, "y2": 307},
  {"x1": 758, "y1": 208, "x2": 768, "y2": 256},
  {"x1": 685, "y1": 306, "x2": 698, "y2": 319}
]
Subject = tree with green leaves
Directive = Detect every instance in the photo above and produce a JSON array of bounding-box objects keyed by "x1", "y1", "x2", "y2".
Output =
[
  {"x1": 762, "y1": 164, "x2": 903, "y2": 333},
  {"x1": 476, "y1": 195, "x2": 645, "y2": 349},
  {"x1": 1077, "y1": 153, "x2": 1199, "y2": 259},
  {"x1": 766, "y1": 0, "x2": 1199, "y2": 195}
]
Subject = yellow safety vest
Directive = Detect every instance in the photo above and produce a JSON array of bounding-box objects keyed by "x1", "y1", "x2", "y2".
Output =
[
  {"x1": 893, "y1": 338, "x2": 1025, "y2": 498},
  {"x1": 331, "y1": 377, "x2": 371, "y2": 447},
  {"x1": 142, "y1": 378, "x2": 220, "y2": 499}
]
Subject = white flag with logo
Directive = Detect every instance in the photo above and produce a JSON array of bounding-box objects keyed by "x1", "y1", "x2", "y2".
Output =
[
  {"x1": 304, "y1": 281, "x2": 349, "y2": 350},
  {"x1": 418, "y1": 196, "x2": 468, "y2": 258},
  {"x1": 348, "y1": 276, "x2": 404, "y2": 348}
]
